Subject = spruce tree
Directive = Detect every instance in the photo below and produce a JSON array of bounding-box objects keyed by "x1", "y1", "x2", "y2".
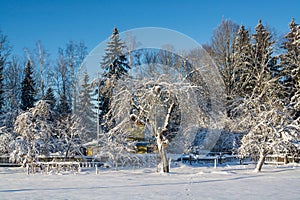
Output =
[
  {"x1": 279, "y1": 18, "x2": 300, "y2": 119},
  {"x1": 101, "y1": 28, "x2": 130, "y2": 80},
  {"x1": 237, "y1": 21, "x2": 288, "y2": 172},
  {"x1": 44, "y1": 87, "x2": 56, "y2": 110},
  {"x1": 77, "y1": 72, "x2": 96, "y2": 141},
  {"x1": 56, "y1": 94, "x2": 71, "y2": 118},
  {"x1": 230, "y1": 25, "x2": 252, "y2": 114},
  {"x1": 98, "y1": 28, "x2": 130, "y2": 132},
  {"x1": 250, "y1": 20, "x2": 277, "y2": 97},
  {"x1": 21, "y1": 60, "x2": 36, "y2": 111}
]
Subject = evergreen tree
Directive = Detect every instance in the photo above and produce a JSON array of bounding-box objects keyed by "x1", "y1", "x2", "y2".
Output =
[
  {"x1": 101, "y1": 28, "x2": 126, "y2": 74},
  {"x1": 77, "y1": 72, "x2": 96, "y2": 141},
  {"x1": 43, "y1": 87, "x2": 56, "y2": 110},
  {"x1": 237, "y1": 20, "x2": 286, "y2": 172},
  {"x1": 229, "y1": 25, "x2": 253, "y2": 119},
  {"x1": 98, "y1": 28, "x2": 130, "y2": 132},
  {"x1": 250, "y1": 20, "x2": 277, "y2": 97},
  {"x1": 231, "y1": 25, "x2": 252, "y2": 98},
  {"x1": 21, "y1": 60, "x2": 36, "y2": 111},
  {"x1": 56, "y1": 94, "x2": 71, "y2": 118},
  {"x1": 279, "y1": 18, "x2": 300, "y2": 119}
]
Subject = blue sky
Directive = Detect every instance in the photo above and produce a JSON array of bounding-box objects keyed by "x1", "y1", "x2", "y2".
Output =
[{"x1": 1, "y1": 0, "x2": 300, "y2": 59}]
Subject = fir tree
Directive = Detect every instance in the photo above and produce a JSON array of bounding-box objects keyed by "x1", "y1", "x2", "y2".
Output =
[
  {"x1": 21, "y1": 60, "x2": 36, "y2": 111},
  {"x1": 230, "y1": 25, "x2": 252, "y2": 117},
  {"x1": 232, "y1": 25, "x2": 252, "y2": 97},
  {"x1": 56, "y1": 94, "x2": 71, "y2": 118},
  {"x1": 237, "y1": 21, "x2": 287, "y2": 172},
  {"x1": 44, "y1": 87, "x2": 56, "y2": 110},
  {"x1": 98, "y1": 28, "x2": 130, "y2": 132},
  {"x1": 250, "y1": 20, "x2": 277, "y2": 97},
  {"x1": 77, "y1": 72, "x2": 96, "y2": 141},
  {"x1": 279, "y1": 18, "x2": 300, "y2": 119},
  {"x1": 101, "y1": 28, "x2": 130, "y2": 80}
]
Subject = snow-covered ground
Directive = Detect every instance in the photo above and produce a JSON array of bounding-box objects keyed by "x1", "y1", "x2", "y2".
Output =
[{"x1": 1, "y1": 163, "x2": 300, "y2": 200}]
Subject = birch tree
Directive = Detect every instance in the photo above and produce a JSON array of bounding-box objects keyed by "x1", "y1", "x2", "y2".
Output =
[
  {"x1": 207, "y1": 19, "x2": 240, "y2": 116},
  {"x1": 33, "y1": 41, "x2": 50, "y2": 100},
  {"x1": 3, "y1": 56, "x2": 23, "y2": 128},
  {"x1": 0, "y1": 30, "x2": 10, "y2": 115}
]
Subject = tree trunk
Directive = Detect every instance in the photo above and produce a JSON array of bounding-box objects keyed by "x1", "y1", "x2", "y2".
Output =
[
  {"x1": 159, "y1": 145, "x2": 169, "y2": 173},
  {"x1": 284, "y1": 154, "x2": 289, "y2": 165},
  {"x1": 254, "y1": 153, "x2": 266, "y2": 172},
  {"x1": 156, "y1": 130, "x2": 169, "y2": 173},
  {"x1": 154, "y1": 103, "x2": 174, "y2": 173},
  {"x1": 65, "y1": 142, "x2": 72, "y2": 161}
]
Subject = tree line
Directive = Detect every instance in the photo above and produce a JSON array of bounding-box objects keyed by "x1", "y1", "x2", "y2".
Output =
[
  {"x1": 205, "y1": 19, "x2": 300, "y2": 172},
  {"x1": 0, "y1": 18, "x2": 299, "y2": 172}
]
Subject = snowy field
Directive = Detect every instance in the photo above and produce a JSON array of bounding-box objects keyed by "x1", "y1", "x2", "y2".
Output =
[{"x1": 1, "y1": 163, "x2": 300, "y2": 200}]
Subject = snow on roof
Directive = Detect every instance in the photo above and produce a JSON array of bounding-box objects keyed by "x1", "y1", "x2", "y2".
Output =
[{"x1": 83, "y1": 140, "x2": 99, "y2": 147}]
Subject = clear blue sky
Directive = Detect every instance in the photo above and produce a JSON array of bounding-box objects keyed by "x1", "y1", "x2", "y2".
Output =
[{"x1": 1, "y1": 0, "x2": 300, "y2": 59}]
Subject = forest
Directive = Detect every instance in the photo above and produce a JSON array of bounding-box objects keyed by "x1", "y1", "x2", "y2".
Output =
[{"x1": 0, "y1": 18, "x2": 299, "y2": 173}]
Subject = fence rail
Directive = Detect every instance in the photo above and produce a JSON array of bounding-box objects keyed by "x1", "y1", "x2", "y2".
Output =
[{"x1": 25, "y1": 161, "x2": 105, "y2": 174}]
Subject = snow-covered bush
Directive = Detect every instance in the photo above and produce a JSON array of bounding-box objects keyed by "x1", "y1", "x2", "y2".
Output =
[
  {"x1": 53, "y1": 114, "x2": 86, "y2": 159},
  {"x1": 0, "y1": 127, "x2": 16, "y2": 154},
  {"x1": 238, "y1": 97, "x2": 300, "y2": 172},
  {"x1": 11, "y1": 100, "x2": 54, "y2": 164}
]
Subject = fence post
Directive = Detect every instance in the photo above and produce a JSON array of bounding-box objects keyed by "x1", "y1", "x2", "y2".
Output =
[
  {"x1": 26, "y1": 164, "x2": 29, "y2": 175},
  {"x1": 214, "y1": 157, "x2": 217, "y2": 169},
  {"x1": 96, "y1": 165, "x2": 99, "y2": 175}
]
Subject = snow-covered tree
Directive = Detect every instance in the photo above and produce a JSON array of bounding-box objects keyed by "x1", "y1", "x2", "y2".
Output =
[
  {"x1": 236, "y1": 20, "x2": 298, "y2": 172},
  {"x1": 96, "y1": 128, "x2": 137, "y2": 169},
  {"x1": 55, "y1": 49, "x2": 72, "y2": 117},
  {"x1": 279, "y1": 18, "x2": 300, "y2": 119},
  {"x1": 76, "y1": 72, "x2": 96, "y2": 141},
  {"x1": 54, "y1": 114, "x2": 86, "y2": 160},
  {"x1": 54, "y1": 41, "x2": 87, "y2": 116},
  {"x1": 0, "y1": 127, "x2": 15, "y2": 155},
  {"x1": 64, "y1": 41, "x2": 87, "y2": 113},
  {"x1": 21, "y1": 60, "x2": 36, "y2": 111},
  {"x1": 0, "y1": 30, "x2": 10, "y2": 115},
  {"x1": 101, "y1": 28, "x2": 126, "y2": 74},
  {"x1": 103, "y1": 58, "x2": 217, "y2": 172},
  {"x1": 43, "y1": 87, "x2": 56, "y2": 110},
  {"x1": 32, "y1": 41, "x2": 50, "y2": 100},
  {"x1": 238, "y1": 98, "x2": 300, "y2": 172},
  {"x1": 12, "y1": 100, "x2": 54, "y2": 165},
  {"x1": 206, "y1": 19, "x2": 240, "y2": 116},
  {"x1": 98, "y1": 28, "x2": 130, "y2": 132},
  {"x1": 230, "y1": 25, "x2": 252, "y2": 100},
  {"x1": 4, "y1": 56, "x2": 23, "y2": 113}
]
